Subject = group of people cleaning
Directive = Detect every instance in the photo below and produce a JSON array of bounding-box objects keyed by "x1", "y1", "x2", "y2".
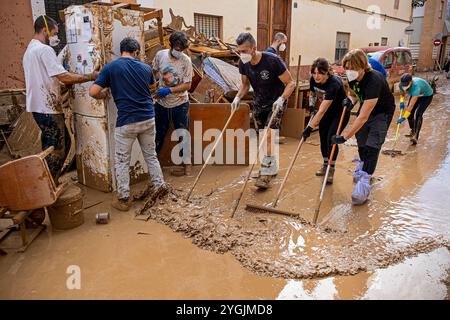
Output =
[
  {"x1": 23, "y1": 15, "x2": 435, "y2": 212},
  {"x1": 232, "y1": 32, "x2": 435, "y2": 204}
]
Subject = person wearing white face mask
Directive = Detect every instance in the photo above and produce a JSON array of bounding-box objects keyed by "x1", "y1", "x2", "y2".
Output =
[
  {"x1": 152, "y1": 31, "x2": 193, "y2": 176},
  {"x1": 397, "y1": 73, "x2": 434, "y2": 145},
  {"x1": 233, "y1": 32, "x2": 295, "y2": 189},
  {"x1": 23, "y1": 15, "x2": 98, "y2": 181},
  {"x1": 266, "y1": 32, "x2": 288, "y2": 56},
  {"x1": 331, "y1": 49, "x2": 395, "y2": 205}
]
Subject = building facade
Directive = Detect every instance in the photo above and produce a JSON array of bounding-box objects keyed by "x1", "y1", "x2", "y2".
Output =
[
  {"x1": 408, "y1": 0, "x2": 449, "y2": 70},
  {"x1": 0, "y1": 0, "x2": 417, "y2": 89}
]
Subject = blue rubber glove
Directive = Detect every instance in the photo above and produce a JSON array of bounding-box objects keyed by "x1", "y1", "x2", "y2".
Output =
[
  {"x1": 157, "y1": 87, "x2": 171, "y2": 98},
  {"x1": 397, "y1": 117, "x2": 406, "y2": 124}
]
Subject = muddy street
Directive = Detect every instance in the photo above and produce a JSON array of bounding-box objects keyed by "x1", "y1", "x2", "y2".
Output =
[{"x1": 1, "y1": 79, "x2": 450, "y2": 300}]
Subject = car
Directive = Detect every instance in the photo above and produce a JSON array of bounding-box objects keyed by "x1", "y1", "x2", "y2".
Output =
[
  {"x1": 367, "y1": 47, "x2": 414, "y2": 91},
  {"x1": 331, "y1": 47, "x2": 414, "y2": 92}
]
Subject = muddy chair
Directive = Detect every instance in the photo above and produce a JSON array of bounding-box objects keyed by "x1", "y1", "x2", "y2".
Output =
[{"x1": 0, "y1": 147, "x2": 67, "y2": 252}]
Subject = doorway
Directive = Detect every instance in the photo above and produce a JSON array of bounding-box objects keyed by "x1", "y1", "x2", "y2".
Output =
[{"x1": 257, "y1": 0, "x2": 292, "y2": 66}]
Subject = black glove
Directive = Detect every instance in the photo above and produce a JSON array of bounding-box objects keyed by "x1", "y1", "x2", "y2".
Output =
[
  {"x1": 331, "y1": 135, "x2": 346, "y2": 145},
  {"x1": 302, "y1": 126, "x2": 313, "y2": 141},
  {"x1": 342, "y1": 97, "x2": 355, "y2": 111}
]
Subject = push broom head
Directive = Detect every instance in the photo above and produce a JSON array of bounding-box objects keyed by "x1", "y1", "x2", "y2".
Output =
[{"x1": 382, "y1": 149, "x2": 404, "y2": 157}]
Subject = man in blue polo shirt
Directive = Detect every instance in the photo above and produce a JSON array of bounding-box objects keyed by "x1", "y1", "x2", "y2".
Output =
[{"x1": 89, "y1": 37, "x2": 167, "y2": 211}]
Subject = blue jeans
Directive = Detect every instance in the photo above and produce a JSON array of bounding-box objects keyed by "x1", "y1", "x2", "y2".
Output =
[
  {"x1": 114, "y1": 118, "x2": 164, "y2": 199},
  {"x1": 155, "y1": 102, "x2": 191, "y2": 164},
  {"x1": 32, "y1": 112, "x2": 66, "y2": 179}
]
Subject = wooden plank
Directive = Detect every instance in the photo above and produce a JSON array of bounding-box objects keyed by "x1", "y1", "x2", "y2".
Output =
[
  {"x1": 158, "y1": 103, "x2": 250, "y2": 166},
  {"x1": 280, "y1": 108, "x2": 305, "y2": 139},
  {"x1": 112, "y1": 3, "x2": 130, "y2": 10},
  {"x1": 143, "y1": 9, "x2": 163, "y2": 21}
]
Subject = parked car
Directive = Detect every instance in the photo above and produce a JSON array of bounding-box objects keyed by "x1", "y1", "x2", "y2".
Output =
[
  {"x1": 367, "y1": 47, "x2": 414, "y2": 91},
  {"x1": 331, "y1": 47, "x2": 414, "y2": 92}
]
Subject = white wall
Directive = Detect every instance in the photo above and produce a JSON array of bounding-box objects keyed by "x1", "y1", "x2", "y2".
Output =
[
  {"x1": 290, "y1": 0, "x2": 411, "y2": 65},
  {"x1": 137, "y1": 0, "x2": 257, "y2": 44}
]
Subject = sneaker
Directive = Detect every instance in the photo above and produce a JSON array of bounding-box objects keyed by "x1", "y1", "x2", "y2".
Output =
[
  {"x1": 315, "y1": 164, "x2": 327, "y2": 176},
  {"x1": 112, "y1": 196, "x2": 131, "y2": 212},
  {"x1": 255, "y1": 175, "x2": 273, "y2": 189},
  {"x1": 326, "y1": 167, "x2": 335, "y2": 184},
  {"x1": 405, "y1": 130, "x2": 414, "y2": 137},
  {"x1": 352, "y1": 158, "x2": 364, "y2": 183},
  {"x1": 351, "y1": 171, "x2": 371, "y2": 205},
  {"x1": 153, "y1": 183, "x2": 170, "y2": 199},
  {"x1": 133, "y1": 183, "x2": 156, "y2": 201}
]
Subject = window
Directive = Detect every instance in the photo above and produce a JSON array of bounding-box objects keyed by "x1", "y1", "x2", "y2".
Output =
[
  {"x1": 394, "y1": 0, "x2": 400, "y2": 10},
  {"x1": 374, "y1": 42, "x2": 380, "y2": 46},
  {"x1": 381, "y1": 37, "x2": 388, "y2": 46},
  {"x1": 383, "y1": 52, "x2": 394, "y2": 69},
  {"x1": 400, "y1": 51, "x2": 412, "y2": 65},
  {"x1": 439, "y1": 1, "x2": 444, "y2": 19},
  {"x1": 335, "y1": 32, "x2": 350, "y2": 62},
  {"x1": 396, "y1": 51, "x2": 406, "y2": 66},
  {"x1": 194, "y1": 13, "x2": 223, "y2": 40},
  {"x1": 45, "y1": 0, "x2": 94, "y2": 53}
]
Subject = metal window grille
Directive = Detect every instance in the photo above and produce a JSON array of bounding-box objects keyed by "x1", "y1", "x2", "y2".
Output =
[
  {"x1": 335, "y1": 32, "x2": 350, "y2": 62},
  {"x1": 194, "y1": 13, "x2": 221, "y2": 40},
  {"x1": 44, "y1": 0, "x2": 94, "y2": 53},
  {"x1": 381, "y1": 37, "x2": 388, "y2": 46}
]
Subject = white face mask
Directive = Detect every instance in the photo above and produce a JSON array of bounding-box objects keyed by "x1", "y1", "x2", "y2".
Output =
[
  {"x1": 171, "y1": 49, "x2": 182, "y2": 59},
  {"x1": 240, "y1": 53, "x2": 252, "y2": 64},
  {"x1": 48, "y1": 35, "x2": 60, "y2": 47},
  {"x1": 346, "y1": 70, "x2": 359, "y2": 82},
  {"x1": 279, "y1": 43, "x2": 286, "y2": 52}
]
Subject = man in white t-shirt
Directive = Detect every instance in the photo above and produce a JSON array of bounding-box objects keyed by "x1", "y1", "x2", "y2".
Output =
[
  {"x1": 23, "y1": 15, "x2": 98, "y2": 180},
  {"x1": 152, "y1": 31, "x2": 192, "y2": 176}
]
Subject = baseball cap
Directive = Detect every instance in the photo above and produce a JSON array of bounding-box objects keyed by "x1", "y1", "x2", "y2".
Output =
[{"x1": 400, "y1": 73, "x2": 412, "y2": 86}]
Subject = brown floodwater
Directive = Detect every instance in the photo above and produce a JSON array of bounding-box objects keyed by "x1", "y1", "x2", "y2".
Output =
[{"x1": 1, "y1": 76, "x2": 449, "y2": 299}]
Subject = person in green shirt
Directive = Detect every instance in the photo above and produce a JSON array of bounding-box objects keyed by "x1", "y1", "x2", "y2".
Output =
[{"x1": 397, "y1": 73, "x2": 434, "y2": 145}]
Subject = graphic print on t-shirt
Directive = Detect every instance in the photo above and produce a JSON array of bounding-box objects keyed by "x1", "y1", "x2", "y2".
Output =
[
  {"x1": 313, "y1": 86, "x2": 326, "y2": 106},
  {"x1": 162, "y1": 66, "x2": 180, "y2": 87},
  {"x1": 260, "y1": 70, "x2": 270, "y2": 80}
]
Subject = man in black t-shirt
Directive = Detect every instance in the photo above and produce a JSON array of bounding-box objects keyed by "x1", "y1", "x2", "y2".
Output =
[
  {"x1": 331, "y1": 49, "x2": 395, "y2": 205},
  {"x1": 232, "y1": 32, "x2": 295, "y2": 189}
]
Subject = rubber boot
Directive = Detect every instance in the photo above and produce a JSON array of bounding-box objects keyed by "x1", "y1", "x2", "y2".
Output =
[
  {"x1": 326, "y1": 167, "x2": 335, "y2": 184},
  {"x1": 315, "y1": 164, "x2": 327, "y2": 176},
  {"x1": 352, "y1": 158, "x2": 364, "y2": 183},
  {"x1": 351, "y1": 171, "x2": 371, "y2": 205}
]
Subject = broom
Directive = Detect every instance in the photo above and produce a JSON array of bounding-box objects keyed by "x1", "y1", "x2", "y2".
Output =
[
  {"x1": 382, "y1": 96, "x2": 405, "y2": 157},
  {"x1": 245, "y1": 112, "x2": 316, "y2": 216}
]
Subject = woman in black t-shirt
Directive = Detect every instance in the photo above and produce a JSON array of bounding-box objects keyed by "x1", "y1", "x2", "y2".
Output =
[
  {"x1": 302, "y1": 58, "x2": 350, "y2": 184},
  {"x1": 331, "y1": 49, "x2": 395, "y2": 205}
]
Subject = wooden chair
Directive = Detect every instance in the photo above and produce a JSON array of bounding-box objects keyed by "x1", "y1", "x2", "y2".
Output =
[{"x1": 0, "y1": 147, "x2": 67, "y2": 252}]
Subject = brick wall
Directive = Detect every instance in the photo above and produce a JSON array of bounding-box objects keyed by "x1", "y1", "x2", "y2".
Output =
[{"x1": 417, "y1": 0, "x2": 447, "y2": 70}]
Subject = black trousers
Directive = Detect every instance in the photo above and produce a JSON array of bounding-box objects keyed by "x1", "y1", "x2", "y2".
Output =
[
  {"x1": 407, "y1": 95, "x2": 433, "y2": 139},
  {"x1": 319, "y1": 112, "x2": 350, "y2": 163},
  {"x1": 32, "y1": 112, "x2": 66, "y2": 179}
]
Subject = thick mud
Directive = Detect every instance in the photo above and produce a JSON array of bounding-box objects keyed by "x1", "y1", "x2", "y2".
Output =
[
  {"x1": 1, "y1": 74, "x2": 449, "y2": 299},
  {"x1": 138, "y1": 79, "x2": 450, "y2": 280}
]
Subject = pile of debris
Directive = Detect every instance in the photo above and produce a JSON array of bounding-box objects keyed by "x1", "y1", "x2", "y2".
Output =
[{"x1": 143, "y1": 8, "x2": 248, "y2": 104}]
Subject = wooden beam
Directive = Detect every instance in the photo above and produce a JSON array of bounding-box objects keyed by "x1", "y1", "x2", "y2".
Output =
[
  {"x1": 112, "y1": 3, "x2": 130, "y2": 10},
  {"x1": 143, "y1": 9, "x2": 163, "y2": 21}
]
